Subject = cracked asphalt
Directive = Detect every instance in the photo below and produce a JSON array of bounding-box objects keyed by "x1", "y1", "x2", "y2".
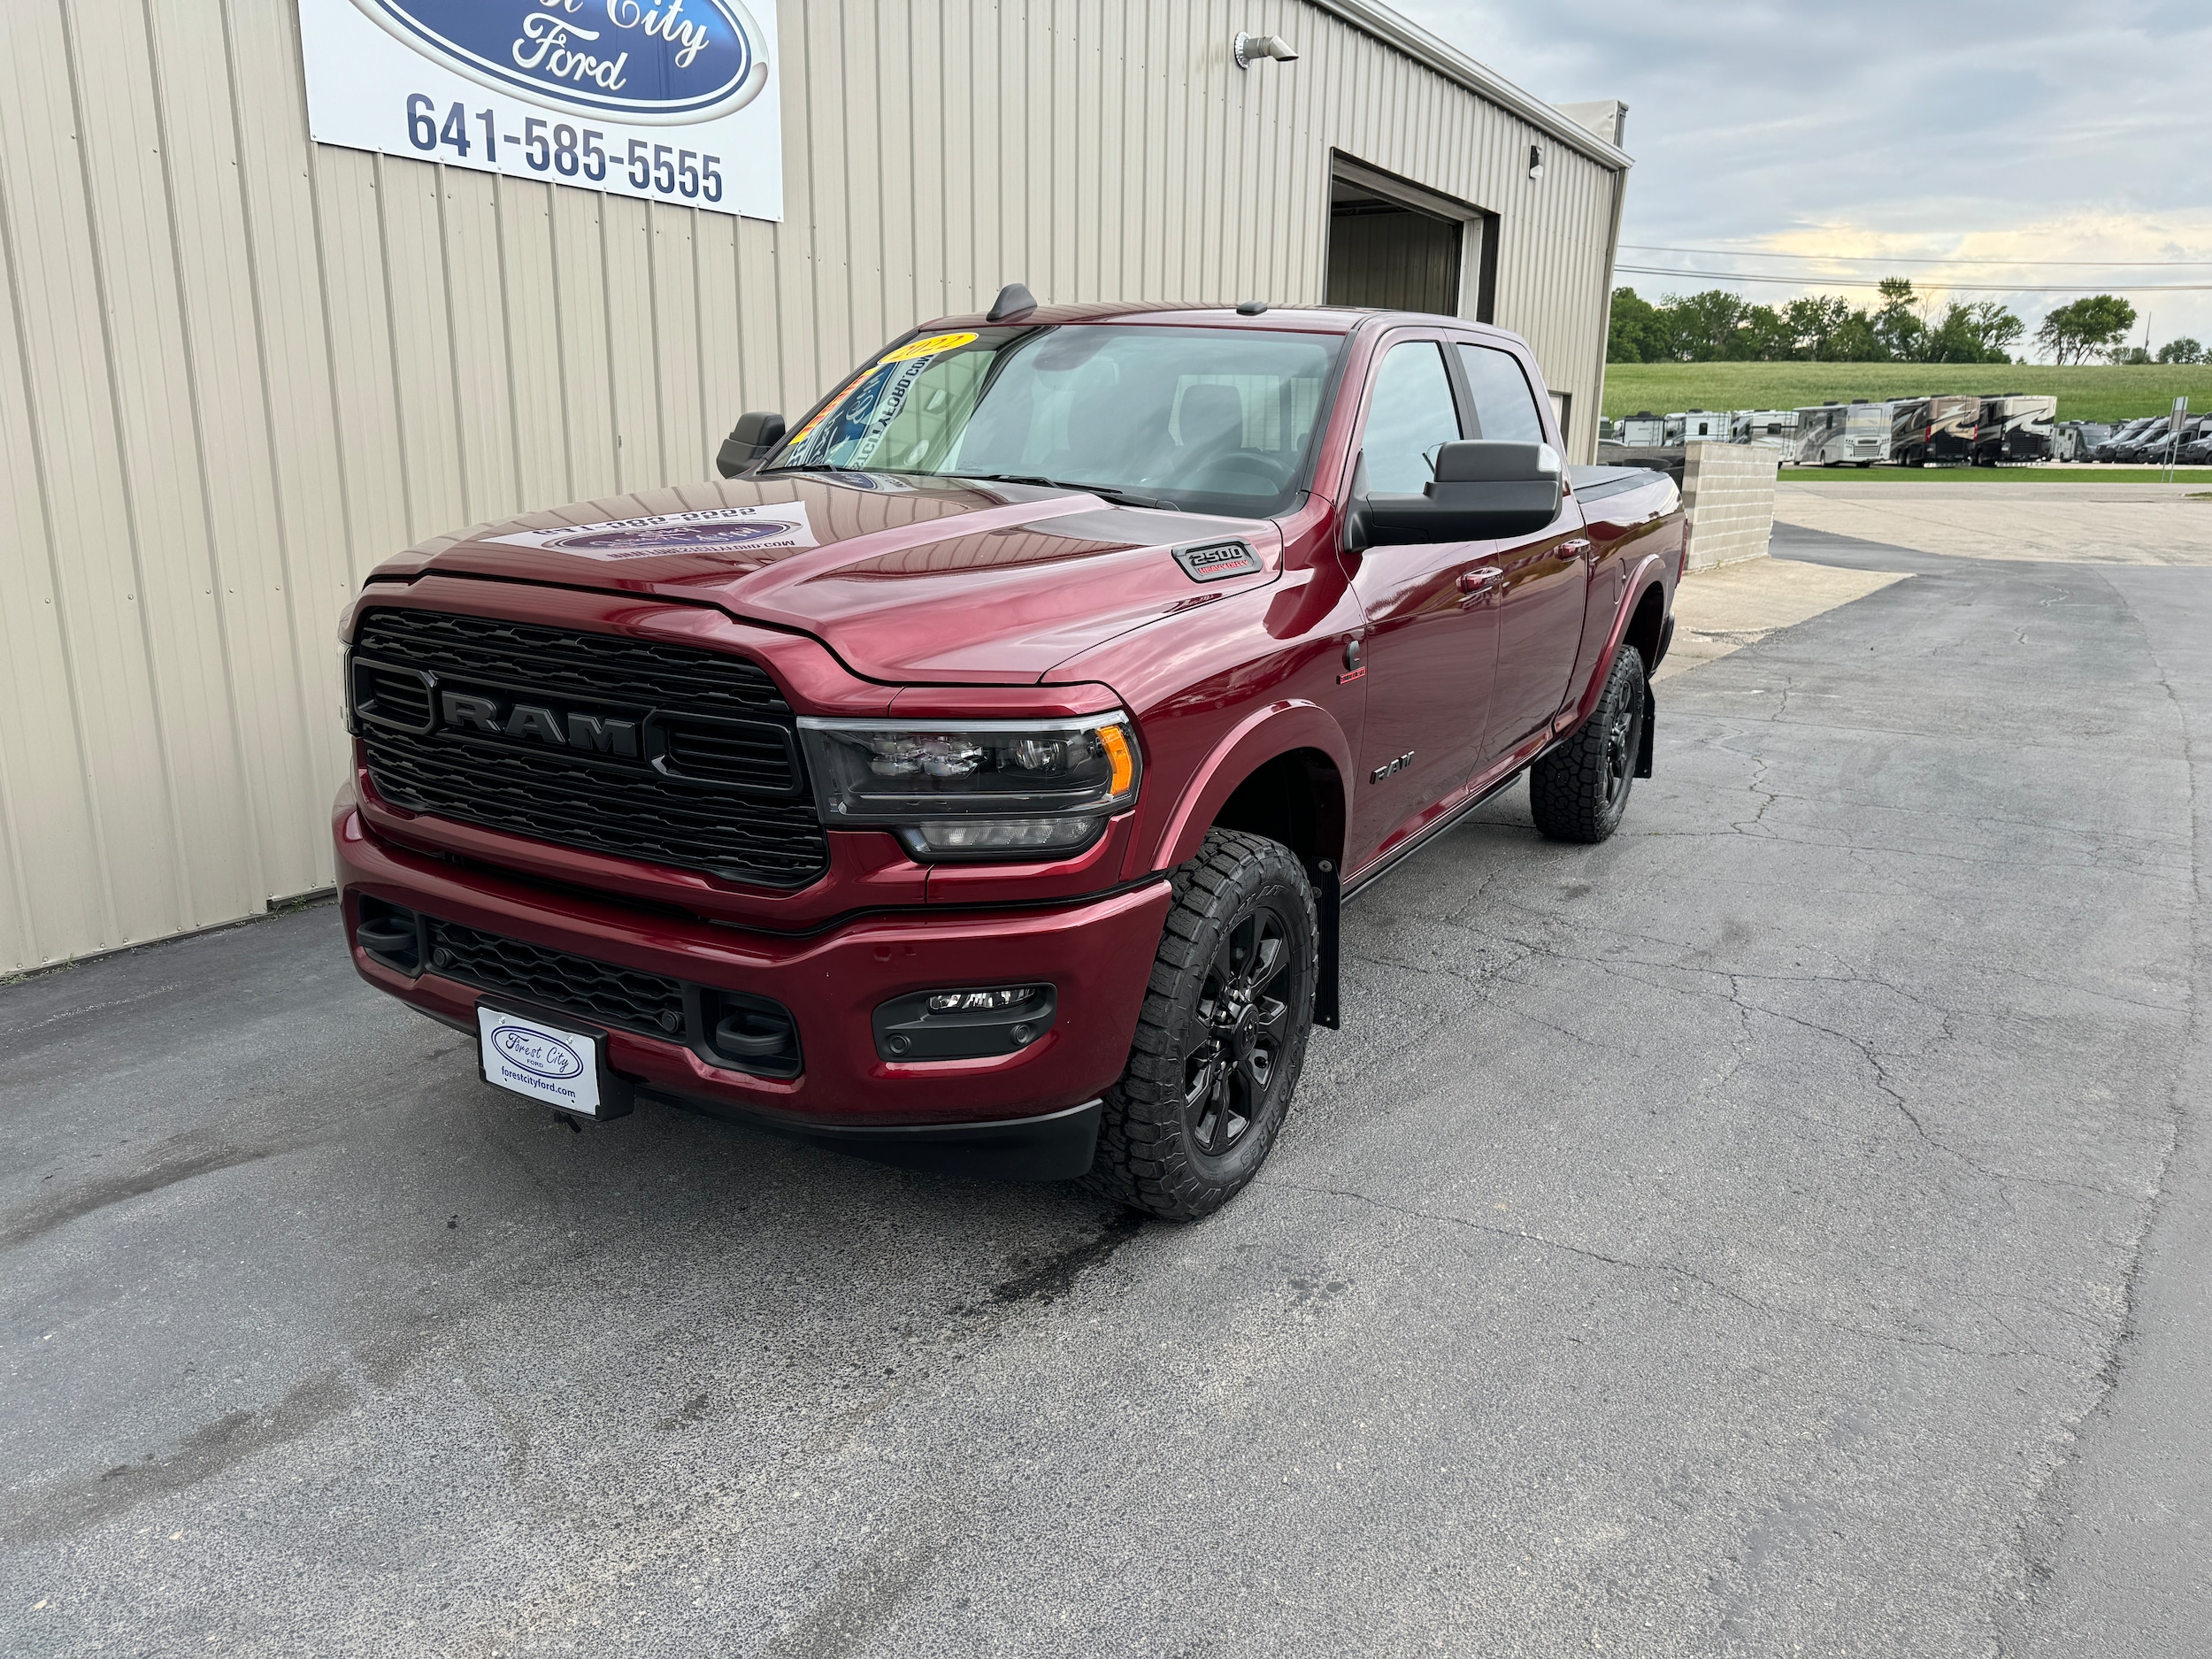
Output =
[{"x1": 5, "y1": 527, "x2": 2208, "y2": 1655}]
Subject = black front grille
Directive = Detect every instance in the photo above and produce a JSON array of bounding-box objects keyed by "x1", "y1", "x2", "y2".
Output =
[
  {"x1": 353, "y1": 608, "x2": 827, "y2": 887},
  {"x1": 430, "y1": 918, "x2": 685, "y2": 1037},
  {"x1": 356, "y1": 608, "x2": 787, "y2": 715}
]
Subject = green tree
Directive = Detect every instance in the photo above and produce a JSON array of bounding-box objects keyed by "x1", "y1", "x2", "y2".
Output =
[
  {"x1": 2157, "y1": 336, "x2": 2207, "y2": 364},
  {"x1": 1785, "y1": 295, "x2": 1854, "y2": 359},
  {"x1": 2034, "y1": 295, "x2": 2138, "y2": 365},
  {"x1": 1825, "y1": 310, "x2": 1886, "y2": 362},
  {"x1": 1872, "y1": 277, "x2": 1924, "y2": 361},
  {"x1": 1738, "y1": 303, "x2": 1796, "y2": 361},
  {"x1": 1606, "y1": 287, "x2": 1668, "y2": 363},
  {"x1": 1663, "y1": 288, "x2": 1755, "y2": 360},
  {"x1": 1923, "y1": 299, "x2": 2023, "y2": 364}
]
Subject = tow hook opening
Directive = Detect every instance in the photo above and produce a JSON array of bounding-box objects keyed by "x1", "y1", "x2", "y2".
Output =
[
  {"x1": 356, "y1": 896, "x2": 424, "y2": 976},
  {"x1": 696, "y1": 988, "x2": 803, "y2": 1079}
]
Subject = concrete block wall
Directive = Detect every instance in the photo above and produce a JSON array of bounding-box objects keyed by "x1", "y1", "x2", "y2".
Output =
[{"x1": 1683, "y1": 442, "x2": 1784, "y2": 571}]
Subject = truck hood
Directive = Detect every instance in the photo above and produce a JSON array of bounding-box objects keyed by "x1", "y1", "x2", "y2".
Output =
[{"x1": 371, "y1": 474, "x2": 1283, "y2": 686}]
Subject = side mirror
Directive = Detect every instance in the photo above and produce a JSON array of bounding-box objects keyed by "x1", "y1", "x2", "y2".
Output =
[
  {"x1": 1352, "y1": 440, "x2": 1563, "y2": 547},
  {"x1": 716, "y1": 410, "x2": 787, "y2": 477}
]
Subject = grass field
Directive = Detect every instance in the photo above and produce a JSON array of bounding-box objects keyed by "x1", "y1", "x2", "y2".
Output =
[
  {"x1": 1602, "y1": 363, "x2": 2212, "y2": 424},
  {"x1": 1778, "y1": 466, "x2": 2212, "y2": 485}
]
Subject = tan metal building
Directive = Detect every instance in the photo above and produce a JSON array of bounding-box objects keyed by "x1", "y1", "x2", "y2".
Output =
[{"x1": 0, "y1": 0, "x2": 1629, "y2": 975}]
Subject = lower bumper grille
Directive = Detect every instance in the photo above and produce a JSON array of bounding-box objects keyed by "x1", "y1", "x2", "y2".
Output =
[
  {"x1": 429, "y1": 918, "x2": 687, "y2": 1038},
  {"x1": 355, "y1": 899, "x2": 801, "y2": 1078}
]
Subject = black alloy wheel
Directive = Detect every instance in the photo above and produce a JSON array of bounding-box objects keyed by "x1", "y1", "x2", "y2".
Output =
[
  {"x1": 1601, "y1": 689, "x2": 1639, "y2": 815},
  {"x1": 1182, "y1": 906, "x2": 1296, "y2": 1156},
  {"x1": 1087, "y1": 829, "x2": 1318, "y2": 1220},
  {"x1": 1530, "y1": 643, "x2": 1647, "y2": 844}
]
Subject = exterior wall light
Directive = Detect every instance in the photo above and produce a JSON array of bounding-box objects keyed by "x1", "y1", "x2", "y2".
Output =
[
  {"x1": 1528, "y1": 144, "x2": 1545, "y2": 181},
  {"x1": 1234, "y1": 32, "x2": 1298, "y2": 68}
]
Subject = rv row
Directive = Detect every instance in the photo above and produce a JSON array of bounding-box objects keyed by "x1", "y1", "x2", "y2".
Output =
[{"x1": 1601, "y1": 397, "x2": 2199, "y2": 468}]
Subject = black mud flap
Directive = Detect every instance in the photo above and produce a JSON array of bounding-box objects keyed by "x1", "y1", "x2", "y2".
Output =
[
  {"x1": 1311, "y1": 857, "x2": 1341, "y2": 1030},
  {"x1": 1635, "y1": 684, "x2": 1655, "y2": 779}
]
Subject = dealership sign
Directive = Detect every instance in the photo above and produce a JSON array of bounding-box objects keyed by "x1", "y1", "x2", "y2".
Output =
[{"x1": 296, "y1": 0, "x2": 782, "y2": 220}]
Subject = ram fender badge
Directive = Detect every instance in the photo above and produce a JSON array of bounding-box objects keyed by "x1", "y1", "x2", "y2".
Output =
[
  {"x1": 1370, "y1": 750, "x2": 1415, "y2": 784},
  {"x1": 1171, "y1": 540, "x2": 1262, "y2": 583}
]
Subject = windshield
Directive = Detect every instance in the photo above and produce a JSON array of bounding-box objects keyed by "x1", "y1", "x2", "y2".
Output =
[
  {"x1": 767, "y1": 324, "x2": 1344, "y2": 518},
  {"x1": 1845, "y1": 407, "x2": 1887, "y2": 431}
]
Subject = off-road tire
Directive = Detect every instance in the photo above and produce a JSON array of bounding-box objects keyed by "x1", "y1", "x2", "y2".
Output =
[
  {"x1": 1084, "y1": 830, "x2": 1317, "y2": 1222},
  {"x1": 1530, "y1": 644, "x2": 1646, "y2": 844}
]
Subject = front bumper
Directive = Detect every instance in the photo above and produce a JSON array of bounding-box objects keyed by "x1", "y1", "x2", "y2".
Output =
[{"x1": 334, "y1": 795, "x2": 1169, "y2": 1177}]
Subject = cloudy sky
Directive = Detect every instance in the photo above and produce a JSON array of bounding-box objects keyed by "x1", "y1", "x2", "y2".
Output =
[{"x1": 1399, "y1": 0, "x2": 2212, "y2": 357}]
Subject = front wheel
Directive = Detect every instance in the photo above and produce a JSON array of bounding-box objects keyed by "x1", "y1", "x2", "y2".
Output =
[
  {"x1": 1086, "y1": 830, "x2": 1317, "y2": 1221},
  {"x1": 1530, "y1": 645, "x2": 1647, "y2": 843}
]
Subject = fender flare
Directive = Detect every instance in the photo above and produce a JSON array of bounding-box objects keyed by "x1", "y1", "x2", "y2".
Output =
[
  {"x1": 1145, "y1": 697, "x2": 1356, "y2": 876},
  {"x1": 1560, "y1": 551, "x2": 1673, "y2": 738}
]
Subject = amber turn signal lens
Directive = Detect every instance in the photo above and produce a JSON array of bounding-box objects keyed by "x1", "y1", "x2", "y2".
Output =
[{"x1": 1099, "y1": 722, "x2": 1135, "y2": 796}]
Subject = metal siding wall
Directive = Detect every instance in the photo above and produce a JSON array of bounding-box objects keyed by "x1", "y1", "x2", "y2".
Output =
[{"x1": 0, "y1": 0, "x2": 1622, "y2": 973}]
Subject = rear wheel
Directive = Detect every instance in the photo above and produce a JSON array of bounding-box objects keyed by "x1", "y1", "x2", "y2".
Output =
[
  {"x1": 1086, "y1": 830, "x2": 1317, "y2": 1221},
  {"x1": 1531, "y1": 645, "x2": 1646, "y2": 844}
]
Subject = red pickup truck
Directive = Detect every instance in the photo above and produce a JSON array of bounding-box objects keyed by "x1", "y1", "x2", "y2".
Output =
[{"x1": 337, "y1": 289, "x2": 1683, "y2": 1219}]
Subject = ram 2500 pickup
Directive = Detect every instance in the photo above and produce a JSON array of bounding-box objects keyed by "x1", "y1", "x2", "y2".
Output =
[{"x1": 337, "y1": 288, "x2": 1684, "y2": 1219}]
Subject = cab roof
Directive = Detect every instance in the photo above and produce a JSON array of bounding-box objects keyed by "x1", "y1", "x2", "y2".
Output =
[{"x1": 915, "y1": 300, "x2": 1500, "y2": 335}]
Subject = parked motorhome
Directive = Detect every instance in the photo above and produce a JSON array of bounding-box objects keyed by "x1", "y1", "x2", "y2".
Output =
[
  {"x1": 1668, "y1": 409, "x2": 1732, "y2": 444},
  {"x1": 1615, "y1": 411, "x2": 1667, "y2": 447},
  {"x1": 2053, "y1": 420, "x2": 2110, "y2": 462},
  {"x1": 1732, "y1": 409, "x2": 1800, "y2": 455},
  {"x1": 1971, "y1": 395, "x2": 2057, "y2": 465},
  {"x1": 1911, "y1": 394, "x2": 1982, "y2": 465},
  {"x1": 1886, "y1": 398, "x2": 1930, "y2": 465},
  {"x1": 1796, "y1": 400, "x2": 1892, "y2": 466}
]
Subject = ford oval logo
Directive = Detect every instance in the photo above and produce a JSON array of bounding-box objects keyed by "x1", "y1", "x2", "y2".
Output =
[
  {"x1": 492, "y1": 1025, "x2": 587, "y2": 1079},
  {"x1": 349, "y1": 0, "x2": 771, "y2": 125}
]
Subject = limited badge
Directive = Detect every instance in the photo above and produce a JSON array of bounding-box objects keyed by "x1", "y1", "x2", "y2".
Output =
[
  {"x1": 879, "y1": 331, "x2": 980, "y2": 365},
  {"x1": 1171, "y1": 540, "x2": 1263, "y2": 583}
]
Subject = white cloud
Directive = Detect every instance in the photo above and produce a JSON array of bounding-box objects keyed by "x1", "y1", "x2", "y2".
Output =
[{"x1": 1394, "y1": 0, "x2": 2212, "y2": 354}]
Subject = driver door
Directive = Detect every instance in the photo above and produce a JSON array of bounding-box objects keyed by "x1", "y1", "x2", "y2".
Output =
[{"x1": 1342, "y1": 336, "x2": 1502, "y2": 871}]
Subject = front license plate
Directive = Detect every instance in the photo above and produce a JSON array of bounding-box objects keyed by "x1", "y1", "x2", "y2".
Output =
[{"x1": 478, "y1": 1005, "x2": 605, "y2": 1117}]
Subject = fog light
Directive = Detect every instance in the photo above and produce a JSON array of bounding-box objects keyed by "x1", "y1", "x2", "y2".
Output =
[{"x1": 873, "y1": 984, "x2": 1059, "y2": 1061}]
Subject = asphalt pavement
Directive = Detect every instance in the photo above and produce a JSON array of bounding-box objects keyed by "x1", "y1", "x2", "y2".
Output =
[{"x1": 4, "y1": 526, "x2": 2208, "y2": 1656}]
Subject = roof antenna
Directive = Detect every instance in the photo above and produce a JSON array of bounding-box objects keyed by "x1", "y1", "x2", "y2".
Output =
[{"x1": 987, "y1": 282, "x2": 1037, "y2": 322}]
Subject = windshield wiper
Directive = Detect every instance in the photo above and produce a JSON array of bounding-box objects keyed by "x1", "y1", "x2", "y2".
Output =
[{"x1": 957, "y1": 473, "x2": 1178, "y2": 511}]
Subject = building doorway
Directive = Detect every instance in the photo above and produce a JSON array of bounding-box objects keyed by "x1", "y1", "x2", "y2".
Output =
[{"x1": 1325, "y1": 155, "x2": 1494, "y2": 320}]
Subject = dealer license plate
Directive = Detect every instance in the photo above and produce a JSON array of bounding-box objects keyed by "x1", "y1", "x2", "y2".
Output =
[{"x1": 478, "y1": 1005, "x2": 604, "y2": 1117}]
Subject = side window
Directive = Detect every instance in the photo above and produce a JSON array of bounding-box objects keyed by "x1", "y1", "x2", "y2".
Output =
[
  {"x1": 1457, "y1": 343, "x2": 1547, "y2": 445},
  {"x1": 1360, "y1": 342, "x2": 1462, "y2": 493}
]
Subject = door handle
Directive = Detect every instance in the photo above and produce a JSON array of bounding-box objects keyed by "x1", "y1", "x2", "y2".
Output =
[
  {"x1": 1563, "y1": 538, "x2": 1594, "y2": 559},
  {"x1": 1457, "y1": 565, "x2": 1503, "y2": 594}
]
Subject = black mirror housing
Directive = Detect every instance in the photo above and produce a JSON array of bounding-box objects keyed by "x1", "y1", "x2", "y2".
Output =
[
  {"x1": 717, "y1": 410, "x2": 787, "y2": 477},
  {"x1": 1356, "y1": 439, "x2": 1563, "y2": 546}
]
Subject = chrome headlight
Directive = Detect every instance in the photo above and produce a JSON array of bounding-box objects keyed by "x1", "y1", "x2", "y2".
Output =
[{"x1": 796, "y1": 711, "x2": 1141, "y2": 860}]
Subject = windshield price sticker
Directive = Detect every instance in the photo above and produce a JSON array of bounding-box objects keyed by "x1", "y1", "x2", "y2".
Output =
[
  {"x1": 297, "y1": 0, "x2": 785, "y2": 221},
  {"x1": 879, "y1": 332, "x2": 980, "y2": 365}
]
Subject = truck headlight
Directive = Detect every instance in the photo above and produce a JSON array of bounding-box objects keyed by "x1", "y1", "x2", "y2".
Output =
[{"x1": 796, "y1": 711, "x2": 1141, "y2": 860}]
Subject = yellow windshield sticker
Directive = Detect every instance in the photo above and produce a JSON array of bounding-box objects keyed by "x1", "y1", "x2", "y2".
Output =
[{"x1": 878, "y1": 331, "x2": 979, "y2": 365}]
